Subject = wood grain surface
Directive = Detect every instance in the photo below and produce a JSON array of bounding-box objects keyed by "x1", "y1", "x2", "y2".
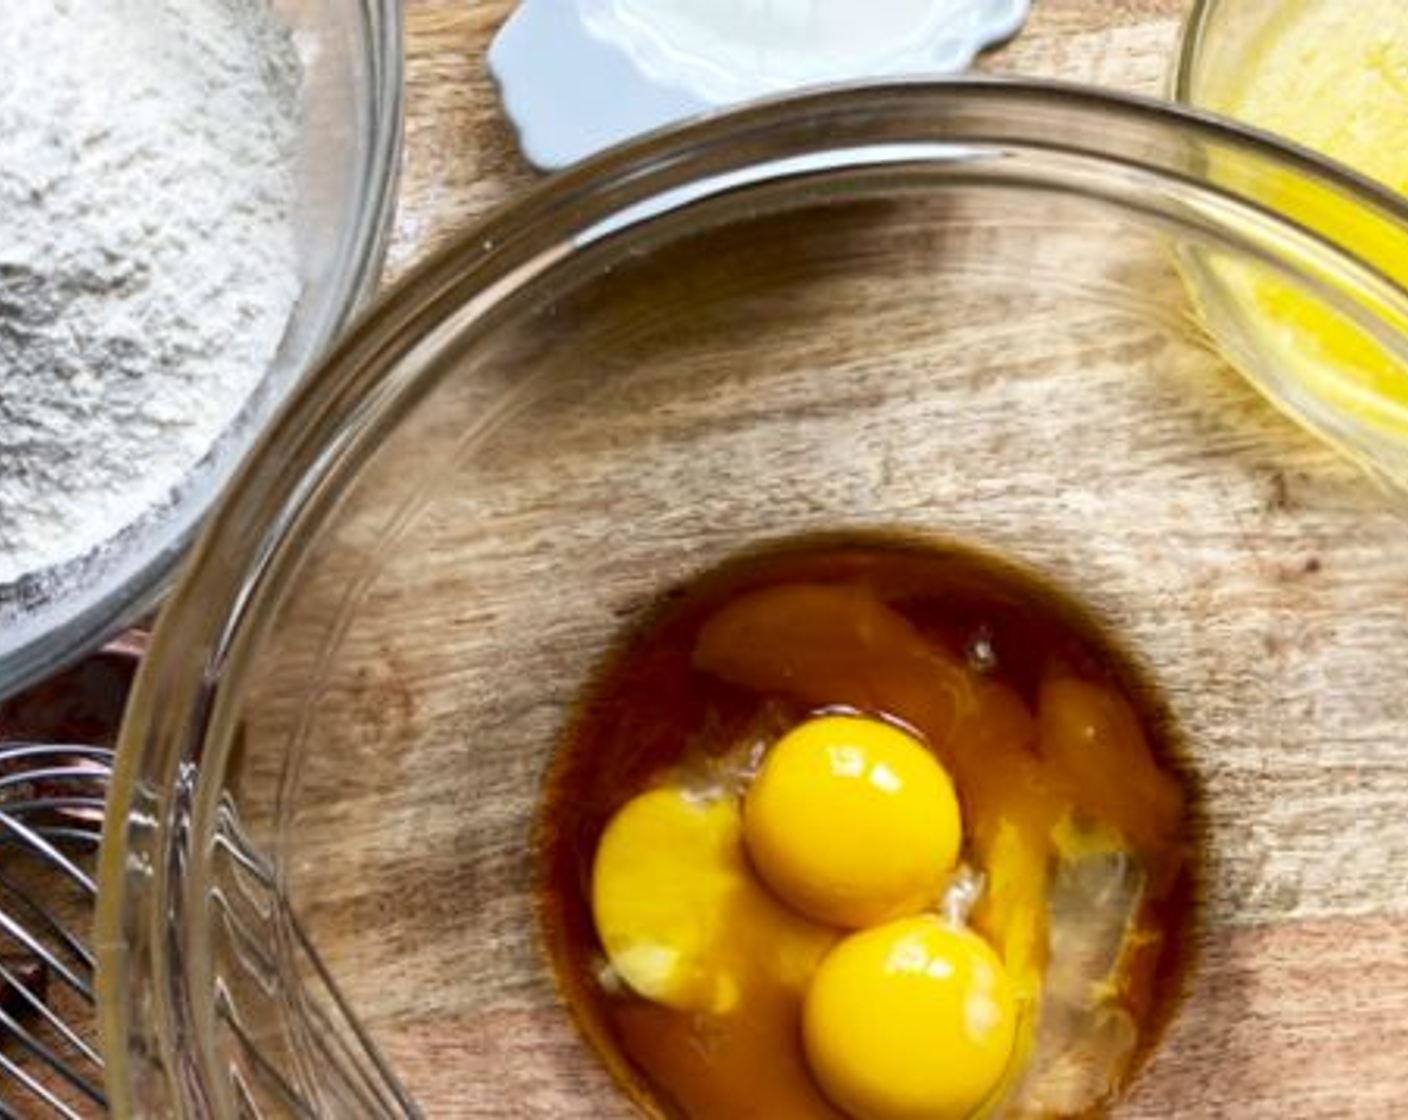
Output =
[
  {"x1": 241, "y1": 3, "x2": 1408, "y2": 1118},
  {"x1": 387, "y1": 0, "x2": 1188, "y2": 281}
]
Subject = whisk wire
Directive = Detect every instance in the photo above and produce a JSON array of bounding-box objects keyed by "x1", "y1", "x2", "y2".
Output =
[
  {"x1": 0, "y1": 740, "x2": 111, "y2": 1117},
  {"x1": 0, "y1": 909, "x2": 91, "y2": 1003},
  {"x1": 0, "y1": 1046, "x2": 88, "y2": 1120},
  {"x1": 0, "y1": 1007, "x2": 106, "y2": 1108},
  {"x1": 0, "y1": 960, "x2": 101, "y2": 1072},
  {"x1": 0, "y1": 871, "x2": 97, "y2": 972},
  {"x1": 0, "y1": 768, "x2": 110, "y2": 794},
  {"x1": 0, "y1": 812, "x2": 97, "y2": 898}
]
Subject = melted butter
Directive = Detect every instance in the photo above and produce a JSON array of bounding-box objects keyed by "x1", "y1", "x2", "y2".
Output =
[{"x1": 1191, "y1": 1, "x2": 1408, "y2": 478}]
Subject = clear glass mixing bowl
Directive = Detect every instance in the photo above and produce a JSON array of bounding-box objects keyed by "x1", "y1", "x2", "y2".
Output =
[
  {"x1": 98, "y1": 81, "x2": 1408, "y2": 1117},
  {"x1": 0, "y1": 0, "x2": 404, "y2": 702}
]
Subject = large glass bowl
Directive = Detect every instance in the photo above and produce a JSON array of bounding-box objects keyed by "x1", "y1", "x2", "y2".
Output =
[
  {"x1": 98, "y1": 81, "x2": 1408, "y2": 1116},
  {"x1": 0, "y1": 0, "x2": 404, "y2": 702}
]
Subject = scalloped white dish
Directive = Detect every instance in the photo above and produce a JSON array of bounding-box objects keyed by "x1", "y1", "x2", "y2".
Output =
[{"x1": 489, "y1": 0, "x2": 1031, "y2": 169}]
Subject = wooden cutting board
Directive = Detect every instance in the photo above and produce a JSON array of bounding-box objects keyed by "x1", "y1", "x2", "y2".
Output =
[
  {"x1": 349, "y1": 4, "x2": 1408, "y2": 1117},
  {"x1": 388, "y1": 0, "x2": 1190, "y2": 282}
]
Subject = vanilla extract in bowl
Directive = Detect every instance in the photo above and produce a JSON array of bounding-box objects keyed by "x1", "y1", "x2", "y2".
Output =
[{"x1": 540, "y1": 534, "x2": 1199, "y2": 1120}]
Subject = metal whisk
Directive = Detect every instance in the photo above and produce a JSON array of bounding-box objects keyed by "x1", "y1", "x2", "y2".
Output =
[
  {"x1": 0, "y1": 737, "x2": 419, "y2": 1119},
  {"x1": 0, "y1": 740, "x2": 112, "y2": 1118}
]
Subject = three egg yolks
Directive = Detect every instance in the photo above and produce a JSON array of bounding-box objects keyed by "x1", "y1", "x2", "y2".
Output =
[{"x1": 591, "y1": 714, "x2": 1016, "y2": 1120}]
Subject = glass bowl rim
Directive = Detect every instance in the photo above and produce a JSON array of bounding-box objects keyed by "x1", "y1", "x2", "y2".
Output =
[
  {"x1": 1172, "y1": 0, "x2": 1223, "y2": 104},
  {"x1": 95, "y1": 75, "x2": 1408, "y2": 1117},
  {"x1": 1170, "y1": 0, "x2": 1395, "y2": 191}
]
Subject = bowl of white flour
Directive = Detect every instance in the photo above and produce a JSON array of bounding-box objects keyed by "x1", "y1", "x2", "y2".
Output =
[{"x1": 0, "y1": 0, "x2": 403, "y2": 697}]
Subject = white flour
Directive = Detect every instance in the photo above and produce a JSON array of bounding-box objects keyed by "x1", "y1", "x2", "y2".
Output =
[{"x1": 0, "y1": 0, "x2": 301, "y2": 583}]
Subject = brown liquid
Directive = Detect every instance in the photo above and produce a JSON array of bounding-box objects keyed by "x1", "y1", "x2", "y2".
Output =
[{"x1": 539, "y1": 535, "x2": 1198, "y2": 1119}]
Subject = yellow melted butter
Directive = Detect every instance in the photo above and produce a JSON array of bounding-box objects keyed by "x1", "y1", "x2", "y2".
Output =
[
  {"x1": 1195, "y1": 0, "x2": 1408, "y2": 470},
  {"x1": 1221, "y1": 3, "x2": 1408, "y2": 191}
]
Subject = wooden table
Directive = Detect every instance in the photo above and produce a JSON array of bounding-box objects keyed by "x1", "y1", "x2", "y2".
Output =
[
  {"x1": 388, "y1": 1, "x2": 1190, "y2": 281},
  {"x1": 316, "y1": 3, "x2": 1408, "y2": 1117}
]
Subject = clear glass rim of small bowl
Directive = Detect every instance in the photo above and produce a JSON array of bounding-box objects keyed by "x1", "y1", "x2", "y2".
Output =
[
  {"x1": 0, "y1": 0, "x2": 407, "y2": 704},
  {"x1": 95, "y1": 77, "x2": 1408, "y2": 1117},
  {"x1": 1170, "y1": 0, "x2": 1408, "y2": 487},
  {"x1": 1171, "y1": 0, "x2": 1220, "y2": 103},
  {"x1": 1173, "y1": 0, "x2": 1408, "y2": 231}
]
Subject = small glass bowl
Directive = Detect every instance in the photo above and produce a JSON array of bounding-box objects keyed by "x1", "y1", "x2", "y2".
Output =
[
  {"x1": 100, "y1": 81, "x2": 1408, "y2": 1116},
  {"x1": 1172, "y1": 0, "x2": 1270, "y2": 106},
  {"x1": 1174, "y1": 0, "x2": 1408, "y2": 492},
  {"x1": 0, "y1": 0, "x2": 404, "y2": 702}
]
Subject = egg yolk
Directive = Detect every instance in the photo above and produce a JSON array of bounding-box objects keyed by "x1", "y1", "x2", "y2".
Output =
[
  {"x1": 592, "y1": 786, "x2": 835, "y2": 1014},
  {"x1": 693, "y1": 582, "x2": 981, "y2": 760},
  {"x1": 743, "y1": 715, "x2": 962, "y2": 929},
  {"x1": 803, "y1": 917, "x2": 1019, "y2": 1120}
]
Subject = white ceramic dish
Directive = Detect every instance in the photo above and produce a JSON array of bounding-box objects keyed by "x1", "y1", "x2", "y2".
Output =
[{"x1": 489, "y1": 0, "x2": 1030, "y2": 169}]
